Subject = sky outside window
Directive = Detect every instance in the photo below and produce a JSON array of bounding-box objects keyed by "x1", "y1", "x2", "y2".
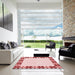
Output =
[{"x1": 19, "y1": 10, "x2": 63, "y2": 40}]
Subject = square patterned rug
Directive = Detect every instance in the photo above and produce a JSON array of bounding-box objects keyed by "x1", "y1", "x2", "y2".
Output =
[{"x1": 13, "y1": 57, "x2": 62, "y2": 69}]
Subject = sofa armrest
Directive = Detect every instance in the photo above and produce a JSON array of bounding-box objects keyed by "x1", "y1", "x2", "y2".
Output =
[
  {"x1": 0, "y1": 50, "x2": 13, "y2": 64},
  {"x1": 60, "y1": 46, "x2": 68, "y2": 49}
]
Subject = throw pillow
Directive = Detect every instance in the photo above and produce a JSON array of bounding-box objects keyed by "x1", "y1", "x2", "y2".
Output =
[
  {"x1": 0, "y1": 42, "x2": 8, "y2": 49},
  {"x1": 7, "y1": 43, "x2": 11, "y2": 49},
  {"x1": 10, "y1": 42, "x2": 18, "y2": 48}
]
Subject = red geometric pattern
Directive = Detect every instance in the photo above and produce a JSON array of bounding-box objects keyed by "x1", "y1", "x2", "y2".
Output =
[{"x1": 13, "y1": 57, "x2": 62, "y2": 69}]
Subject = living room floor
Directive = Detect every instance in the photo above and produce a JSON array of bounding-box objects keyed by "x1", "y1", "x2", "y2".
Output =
[{"x1": 0, "y1": 48, "x2": 75, "y2": 75}]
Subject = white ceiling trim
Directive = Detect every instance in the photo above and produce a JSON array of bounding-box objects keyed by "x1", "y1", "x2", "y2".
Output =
[
  {"x1": 17, "y1": 3, "x2": 62, "y2": 9},
  {"x1": 16, "y1": 0, "x2": 61, "y2": 3}
]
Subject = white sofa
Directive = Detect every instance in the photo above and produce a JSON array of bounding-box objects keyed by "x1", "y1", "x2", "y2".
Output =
[{"x1": 0, "y1": 46, "x2": 24, "y2": 64}]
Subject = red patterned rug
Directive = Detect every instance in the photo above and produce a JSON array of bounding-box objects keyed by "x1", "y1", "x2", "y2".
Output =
[{"x1": 13, "y1": 57, "x2": 62, "y2": 69}]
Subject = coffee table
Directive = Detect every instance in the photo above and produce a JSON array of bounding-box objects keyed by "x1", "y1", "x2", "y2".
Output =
[{"x1": 34, "y1": 49, "x2": 49, "y2": 57}]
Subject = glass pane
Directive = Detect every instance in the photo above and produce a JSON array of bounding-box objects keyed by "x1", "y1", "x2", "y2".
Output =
[
  {"x1": 4, "y1": 4, "x2": 10, "y2": 16},
  {"x1": 20, "y1": 10, "x2": 63, "y2": 48},
  {"x1": 20, "y1": 10, "x2": 63, "y2": 40},
  {"x1": 0, "y1": 1, "x2": 3, "y2": 27},
  {"x1": 0, "y1": 1, "x2": 2, "y2": 18}
]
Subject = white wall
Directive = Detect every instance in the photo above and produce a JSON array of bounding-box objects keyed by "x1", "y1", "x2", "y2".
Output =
[
  {"x1": 0, "y1": 27, "x2": 17, "y2": 42},
  {"x1": 0, "y1": 0, "x2": 18, "y2": 42}
]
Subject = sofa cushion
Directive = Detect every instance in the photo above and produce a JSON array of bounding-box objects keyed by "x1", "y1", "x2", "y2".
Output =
[
  {"x1": 13, "y1": 47, "x2": 23, "y2": 60},
  {"x1": 13, "y1": 48, "x2": 20, "y2": 60}
]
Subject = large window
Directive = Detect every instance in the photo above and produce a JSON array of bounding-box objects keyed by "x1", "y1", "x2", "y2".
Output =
[
  {"x1": 19, "y1": 10, "x2": 63, "y2": 48},
  {"x1": 19, "y1": 10, "x2": 63, "y2": 40}
]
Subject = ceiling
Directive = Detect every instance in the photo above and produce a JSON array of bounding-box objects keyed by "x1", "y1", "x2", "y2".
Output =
[
  {"x1": 16, "y1": 0, "x2": 62, "y2": 9},
  {"x1": 2, "y1": 0, "x2": 62, "y2": 10},
  {"x1": 16, "y1": 0, "x2": 61, "y2": 3}
]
